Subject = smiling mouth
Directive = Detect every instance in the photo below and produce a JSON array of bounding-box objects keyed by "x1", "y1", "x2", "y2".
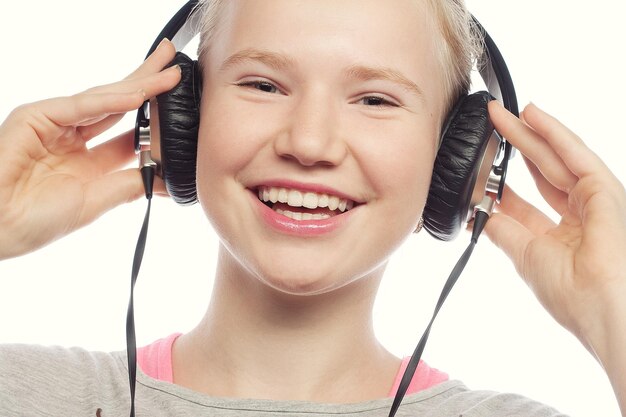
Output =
[{"x1": 257, "y1": 186, "x2": 356, "y2": 220}]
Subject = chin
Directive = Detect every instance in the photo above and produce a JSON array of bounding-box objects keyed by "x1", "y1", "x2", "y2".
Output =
[
  {"x1": 251, "y1": 256, "x2": 385, "y2": 299},
  {"x1": 257, "y1": 270, "x2": 345, "y2": 297}
]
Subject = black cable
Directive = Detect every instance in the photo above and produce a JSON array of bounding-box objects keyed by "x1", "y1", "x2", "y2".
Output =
[
  {"x1": 387, "y1": 210, "x2": 490, "y2": 417},
  {"x1": 126, "y1": 165, "x2": 155, "y2": 417}
]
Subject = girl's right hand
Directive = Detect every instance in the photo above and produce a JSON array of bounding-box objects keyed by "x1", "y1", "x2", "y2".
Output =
[{"x1": 0, "y1": 39, "x2": 181, "y2": 260}]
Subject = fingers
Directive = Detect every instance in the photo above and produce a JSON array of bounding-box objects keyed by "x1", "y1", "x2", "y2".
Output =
[
  {"x1": 77, "y1": 63, "x2": 182, "y2": 140},
  {"x1": 522, "y1": 155, "x2": 569, "y2": 215},
  {"x1": 483, "y1": 184, "x2": 562, "y2": 280},
  {"x1": 485, "y1": 186, "x2": 556, "y2": 284},
  {"x1": 88, "y1": 129, "x2": 136, "y2": 173},
  {"x1": 83, "y1": 38, "x2": 178, "y2": 97},
  {"x1": 124, "y1": 38, "x2": 177, "y2": 80},
  {"x1": 497, "y1": 185, "x2": 557, "y2": 235},
  {"x1": 80, "y1": 168, "x2": 168, "y2": 226},
  {"x1": 89, "y1": 129, "x2": 172, "y2": 194},
  {"x1": 521, "y1": 103, "x2": 609, "y2": 179},
  {"x1": 35, "y1": 39, "x2": 180, "y2": 140},
  {"x1": 35, "y1": 90, "x2": 147, "y2": 130},
  {"x1": 153, "y1": 176, "x2": 168, "y2": 197},
  {"x1": 483, "y1": 211, "x2": 533, "y2": 276},
  {"x1": 78, "y1": 113, "x2": 125, "y2": 141},
  {"x1": 80, "y1": 64, "x2": 182, "y2": 105},
  {"x1": 489, "y1": 101, "x2": 578, "y2": 194},
  {"x1": 80, "y1": 169, "x2": 145, "y2": 225},
  {"x1": 28, "y1": 63, "x2": 180, "y2": 143}
]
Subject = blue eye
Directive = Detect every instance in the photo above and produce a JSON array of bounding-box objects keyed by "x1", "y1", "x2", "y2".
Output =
[{"x1": 238, "y1": 80, "x2": 279, "y2": 93}]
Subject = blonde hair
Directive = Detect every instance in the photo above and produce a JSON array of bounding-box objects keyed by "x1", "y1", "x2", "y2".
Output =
[
  {"x1": 425, "y1": 0, "x2": 484, "y2": 112},
  {"x1": 194, "y1": 0, "x2": 483, "y2": 114},
  {"x1": 195, "y1": 0, "x2": 226, "y2": 64}
]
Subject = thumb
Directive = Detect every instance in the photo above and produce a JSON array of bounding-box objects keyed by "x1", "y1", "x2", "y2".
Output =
[
  {"x1": 483, "y1": 212, "x2": 533, "y2": 278},
  {"x1": 80, "y1": 168, "x2": 146, "y2": 226}
]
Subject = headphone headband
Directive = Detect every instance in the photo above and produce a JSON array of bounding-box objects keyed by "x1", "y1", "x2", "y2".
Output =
[
  {"x1": 146, "y1": 0, "x2": 201, "y2": 58},
  {"x1": 472, "y1": 17, "x2": 518, "y2": 117}
]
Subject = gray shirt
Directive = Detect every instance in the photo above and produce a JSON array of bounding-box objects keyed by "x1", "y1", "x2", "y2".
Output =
[{"x1": 0, "y1": 344, "x2": 566, "y2": 416}]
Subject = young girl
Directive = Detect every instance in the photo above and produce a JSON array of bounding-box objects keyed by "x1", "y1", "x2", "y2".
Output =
[{"x1": 1, "y1": 0, "x2": 625, "y2": 416}]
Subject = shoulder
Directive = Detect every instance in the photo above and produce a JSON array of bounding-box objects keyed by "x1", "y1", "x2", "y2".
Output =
[
  {"x1": 0, "y1": 343, "x2": 129, "y2": 416},
  {"x1": 0, "y1": 342, "x2": 127, "y2": 380},
  {"x1": 0, "y1": 345, "x2": 567, "y2": 417},
  {"x1": 398, "y1": 380, "x2": 568, "y2": 417}
]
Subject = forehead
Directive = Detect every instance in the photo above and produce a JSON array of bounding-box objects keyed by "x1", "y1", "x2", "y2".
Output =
[{"x1": 205, "y1": 0, "x2": 444, "y2": 106}]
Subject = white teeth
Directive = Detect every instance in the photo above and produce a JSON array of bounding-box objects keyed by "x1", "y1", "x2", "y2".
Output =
[
  {"x1": 269, "y1": 187, "x2": 278, "y2": 203},
  {"x1": 258, "y1": 186, "x2": 356, "y2": 213},
  {"x1": 328, "y1": 196, "x2": 339, "y2": 211},
  {"x1": 277, "y1": 188, "x2": 289, "y2": 203},
  {"x1": 318, "y1": 194, "x2": 329, "y2": 208},
  {"x1": 302, "y1": 192, "x2": 318, "y2": 209},
  {"x1": 287, "y1": 190, "x2": 303, "y2": 207},
  {"x1": 276, "y1": 209, "x2": 331, "y2": 221}
]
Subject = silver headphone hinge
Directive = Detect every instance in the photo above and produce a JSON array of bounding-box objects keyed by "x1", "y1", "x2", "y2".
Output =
[
  {"x1": 138, "y1": 125, "x2": 156, "y2": 169},
  {"x1": 474, "y1": 194, "x2": 496, "y2": 217}
]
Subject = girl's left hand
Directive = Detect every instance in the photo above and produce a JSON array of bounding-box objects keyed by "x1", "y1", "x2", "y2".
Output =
[{"x1": 484, "y1": 101, "x2": 626, "y2": 354}]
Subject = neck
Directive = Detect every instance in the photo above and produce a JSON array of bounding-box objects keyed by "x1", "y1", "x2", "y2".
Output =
[{"x1": 173, "y1": 245, "x2": 400, "y2": 403}]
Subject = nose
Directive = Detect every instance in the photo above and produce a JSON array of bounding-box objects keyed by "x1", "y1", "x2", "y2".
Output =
[{"x1": 273, "y1": 90, "x2": 347, "y2": 167}]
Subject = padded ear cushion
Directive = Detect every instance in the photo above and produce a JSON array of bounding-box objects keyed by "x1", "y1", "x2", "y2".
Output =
[
  {"x1": 423, "y1": 91, "x2": 494, "y2": 241},
  {"x1": 157, "y1": 52, "x2": 202, "y2": 205}
]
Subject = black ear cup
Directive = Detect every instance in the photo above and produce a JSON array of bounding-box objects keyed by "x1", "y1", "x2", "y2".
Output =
[
  {"x1": 423, "y1": 91, "x2": 495, "y2": 241},
  {"x1": 156, "y1": 52, "x2": 202, "y2": 205}
]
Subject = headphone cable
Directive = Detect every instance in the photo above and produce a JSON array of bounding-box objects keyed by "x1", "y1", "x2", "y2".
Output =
[
  {"x1": 125, "y1": 165, "x2": 155, "y2": 417},
  {"x1": 387, "y1": 209, "x2": 490, "y2": 417}
]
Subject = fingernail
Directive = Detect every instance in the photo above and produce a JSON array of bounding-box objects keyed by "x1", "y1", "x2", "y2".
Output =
[
  {"x1": 527, "y1": 101, "x2": 541, "y2": 111},
  {"x1": 137, "y1": 89, "x2": 146, "y2": 98},
  {"x1": 172, "y1": 64, "x2": 181, "y2": 73},
  {"x1": 157, "y1": 38, "x2": 170, "y2": 50}
]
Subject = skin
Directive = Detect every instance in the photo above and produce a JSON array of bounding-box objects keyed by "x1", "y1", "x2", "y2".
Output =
[
  {"x1": 195, "y1": 0, "x2": 442, "y2": 296},
  {"x1": 0, "y1": 0, "x2": 624, "y2": 412},
  {"x1": 177, "y1": 0, "x2": 442, "y2": 401}
]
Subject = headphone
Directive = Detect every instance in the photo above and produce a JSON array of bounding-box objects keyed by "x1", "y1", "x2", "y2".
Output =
[{"x1": 135, "y1": 0, "x2": 518, "y2": 241}]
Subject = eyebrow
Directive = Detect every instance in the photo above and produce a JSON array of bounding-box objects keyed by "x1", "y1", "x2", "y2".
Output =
[
  {"x1": 219, "y1": 48, "x2": 424, "y2": 99},
  {"x1": 219, "y1": 48, "x2": 295, "y2": 72},
  {"x1": 345, "y1": 65, "x2": 424, "y2": 99}
]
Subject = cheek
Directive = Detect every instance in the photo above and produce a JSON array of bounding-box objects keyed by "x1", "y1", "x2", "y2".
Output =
[
  {"x1": 195, "y1": 92, "x2": 274, "y2": 199},
  {"x1": 196, "y1": 98, "x2": 254, "y2": 177},
  {"x1": 354, "y1": 118, "x2": 438, "y2": 206},
  {"x1": 194, "y1": 88, "x2": 292, "y2": 182},
  {"x1": 195, "y1": 94, "x2": 250, "y2": 229}
]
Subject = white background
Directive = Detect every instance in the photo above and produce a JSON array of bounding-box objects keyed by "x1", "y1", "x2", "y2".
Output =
[{"x1": 0, "y1": 1, "x2": 625, "y2": 416}]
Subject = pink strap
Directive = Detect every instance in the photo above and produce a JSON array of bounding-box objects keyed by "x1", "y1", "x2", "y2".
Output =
[
  {"x1": 137, "y1": 333, "x2": 181, "y2": 383},
  {"x1": 138, "y1": 334, "x2": 448, "y2": 394},
  {"x1": 387, "y1": 357, "x2": 449, "y2": 397}
]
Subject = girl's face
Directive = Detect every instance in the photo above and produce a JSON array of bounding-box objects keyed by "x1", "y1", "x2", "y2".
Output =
[{"x1": 196, "y1": 0, "x2": 446, "y2": 295}]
